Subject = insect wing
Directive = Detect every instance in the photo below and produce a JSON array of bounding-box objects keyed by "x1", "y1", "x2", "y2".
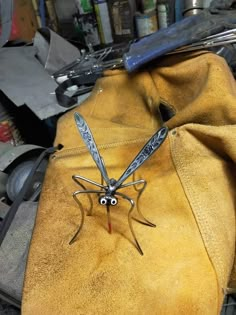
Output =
[
  {"x1": 74, "y1": 113, "x2": 110, "y2": 185},
  {"x1": 115, "y1": 126, "x2": 168, "y2": 189}
]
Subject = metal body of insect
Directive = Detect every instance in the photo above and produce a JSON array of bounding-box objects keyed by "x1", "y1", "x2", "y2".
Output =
[{"x1": 70, "y1": 112, "x2": 168, "y2": 255}]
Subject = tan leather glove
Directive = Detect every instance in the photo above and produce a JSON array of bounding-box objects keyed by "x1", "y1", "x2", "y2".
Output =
[{"x1": 22, "y1": 52, "x2": 236, "y2": 315}]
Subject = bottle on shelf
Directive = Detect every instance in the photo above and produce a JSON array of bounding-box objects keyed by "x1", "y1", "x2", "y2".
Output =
[
  {"x1": 93, "y1": 0, "x2": 113, "y2": 44},
  {"x1": 183, "y1": 0, "x2": 204, "y2": 17},
  {"x1": 156, "y1": 0, "x2": 175, "y2": 29},
  {"x1": 108, "y1": 0, "x2": 136, "y2": 43},
  {"x1": 135, "y1": 10, "x2": 158, "y2": 38},
  {"x1": 74, "y1": 0, "x2": 101, "y2": 47},
  {"x1": 140, "y1": 0, "x2": 157, "y2": 13}
]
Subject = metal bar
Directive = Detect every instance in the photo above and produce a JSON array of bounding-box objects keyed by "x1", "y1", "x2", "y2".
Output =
[
  {"x1": 205, "y1": 28, "x2": 236, "y2": 40},
  {"x1": 169, "y1": 38, "x2": 236, "y2": 54},
  {"x1": 0, "y1": 289, "x2": 21, "y2": 309}
]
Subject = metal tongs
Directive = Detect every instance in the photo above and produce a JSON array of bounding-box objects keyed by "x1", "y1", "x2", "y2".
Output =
[
  {"x1": 53, "y1": 44, "x2": 125, "y2": 82},
  {"x1": 170, "y1": 28, "x2": 236, "y2": 54},
  {"x1": 53, "y1": 44, "x2": 126, "y2": 107}
]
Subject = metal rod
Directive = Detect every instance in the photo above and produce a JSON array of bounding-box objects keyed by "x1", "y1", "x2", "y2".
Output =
[{"x1": 169, "y1": 38, "x2": 236, "y2": 54}]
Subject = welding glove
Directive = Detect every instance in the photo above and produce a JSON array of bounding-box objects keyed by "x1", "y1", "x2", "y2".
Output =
[{"x1": 22, "y1": 51, "x2": 236, "y2": 315}]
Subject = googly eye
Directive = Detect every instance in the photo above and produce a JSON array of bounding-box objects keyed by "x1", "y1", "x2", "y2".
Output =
[
  {"x1": 100, "y1": 197, "x2": 107, "y2": 205},
  {"x1": 110, "y1": 198, "x2": 117, "y2": 206}
]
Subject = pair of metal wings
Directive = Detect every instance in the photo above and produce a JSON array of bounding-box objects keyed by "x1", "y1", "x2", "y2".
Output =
[{"x1": 75, "y1": 113, "x2": 168, "y2": 188}]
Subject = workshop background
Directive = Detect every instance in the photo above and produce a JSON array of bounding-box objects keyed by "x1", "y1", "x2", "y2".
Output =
[{"x1": 0, "y1": 0, "x2": 235, "y2": 314}]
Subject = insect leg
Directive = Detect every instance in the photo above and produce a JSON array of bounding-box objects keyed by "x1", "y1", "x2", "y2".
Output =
[
  {"x1": 69, "y1": 189, "x2": 104, "y2": 245},
  {"x1": 119, "y1": 179, "x2": 156, "y2": 227},
  {"x1": 133, "y1": 179, "x2": 156, "y2": 228},
  {"x1": 72, "y1": 176, "x2": 93, "y2": 215},
  {"x1": 72, "y1": 175, "x2": 106, "y2": 215},
  {"x1": 115, "y1": 192, "x2": 143, "y2": 256},
  {"x1": 73, "y1": 174, "x2": 105, "y2": 189}
]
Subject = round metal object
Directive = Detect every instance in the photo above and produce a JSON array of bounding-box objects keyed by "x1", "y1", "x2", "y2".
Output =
[
  {"x1": 184, "y1": 8, "x2": 203, "y2": 16},
  {"x1": 135, "y1": 10, "x2": 158, "y2": 37},
  {"x1": 6, "y1": 158, "x2": 47, "y2": 202},
  {"x1": 184, "y1": 0, "x2": 203, "y2": 10},
  {"x1": 183, "y1": 0, "x2": 204, "y2": 16}
]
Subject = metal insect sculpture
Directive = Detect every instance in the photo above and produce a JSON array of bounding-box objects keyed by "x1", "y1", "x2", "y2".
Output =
[{"x1": 70, "y1": 112, "x2": 168, "y2": 255}]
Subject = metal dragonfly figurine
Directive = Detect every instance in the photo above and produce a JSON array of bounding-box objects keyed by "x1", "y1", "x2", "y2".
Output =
[{"x1": 70, "y1": 112, "x2": 168, "y2": 255}]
